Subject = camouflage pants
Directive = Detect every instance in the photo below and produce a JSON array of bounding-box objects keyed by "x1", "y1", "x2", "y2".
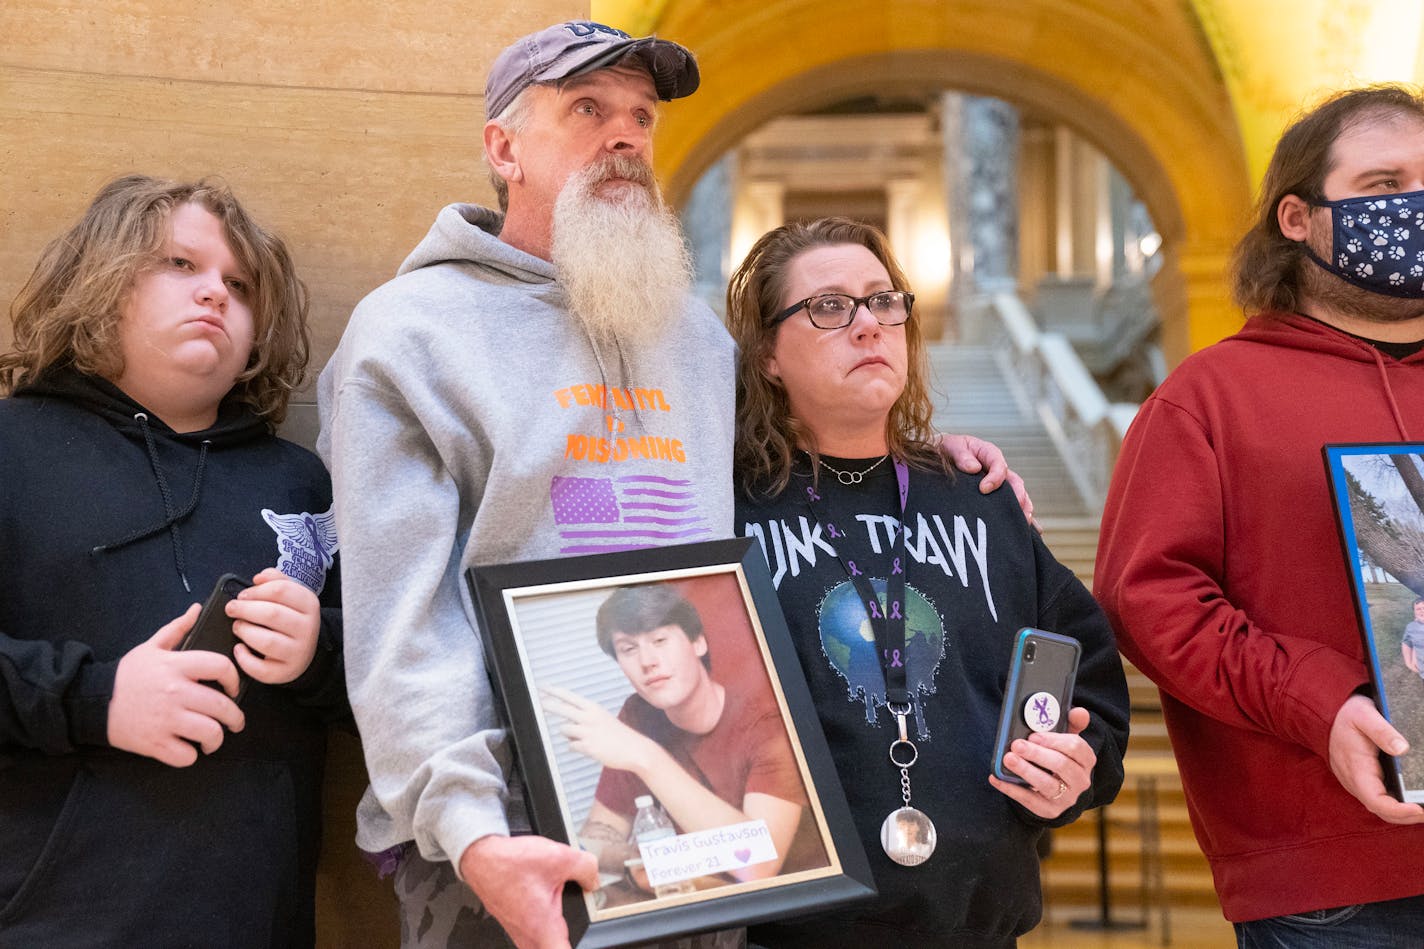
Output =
[{"x1": 393, "y1": 849, "x2": 745, "y2": 949}]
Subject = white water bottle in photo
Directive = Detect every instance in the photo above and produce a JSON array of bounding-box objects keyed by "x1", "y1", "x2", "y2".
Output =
[{"x1": 630, "y1": 795, "x2": 694, "y2": 896}]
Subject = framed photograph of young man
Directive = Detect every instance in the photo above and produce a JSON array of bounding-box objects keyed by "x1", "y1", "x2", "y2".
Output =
[
  {"x1": 1325, "y1": 443, "x2": 1424, "y2": 803},
  {"x1": 467, "y1": 537, "x2": 874, "y2": 948}
]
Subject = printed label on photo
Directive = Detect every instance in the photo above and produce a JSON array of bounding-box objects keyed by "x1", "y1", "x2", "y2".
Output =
[{"x1": 637, "y1": 819, "x2": 779, "y2": 886}]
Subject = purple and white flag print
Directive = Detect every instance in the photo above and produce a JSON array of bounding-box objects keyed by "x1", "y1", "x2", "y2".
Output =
[{"x1": 550, "y1": 473, "x2": 710, "y2": 554}]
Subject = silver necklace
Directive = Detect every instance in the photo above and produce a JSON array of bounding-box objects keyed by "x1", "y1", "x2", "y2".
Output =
[{"x1": 818, "y1": 454, "x2": 890, "y2": 485}]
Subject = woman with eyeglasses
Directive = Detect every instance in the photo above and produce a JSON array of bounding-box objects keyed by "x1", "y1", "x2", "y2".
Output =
[{"x1": 728, "y1": 217, "x2": 1129, "y2": 948}]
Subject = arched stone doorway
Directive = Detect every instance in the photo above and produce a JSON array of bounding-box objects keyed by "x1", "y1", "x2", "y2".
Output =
[{"x1": 646, "y1": 0, "x2": 1252, "y2": 363}]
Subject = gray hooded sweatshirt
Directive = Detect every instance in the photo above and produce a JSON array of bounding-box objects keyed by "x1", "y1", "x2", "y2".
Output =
[{"x1": 318, "y1": 204, "x2": 735, "y2": 868}]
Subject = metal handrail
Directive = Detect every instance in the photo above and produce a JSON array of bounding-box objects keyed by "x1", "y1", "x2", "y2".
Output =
[{"x1": 986, "y1": 292, "x2": 1137, "y2": 509}]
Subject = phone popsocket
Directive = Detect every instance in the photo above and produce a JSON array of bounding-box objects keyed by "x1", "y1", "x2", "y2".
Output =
[{"x1": 1023, "y1": 692, "x2": 1062, "y2": 733}]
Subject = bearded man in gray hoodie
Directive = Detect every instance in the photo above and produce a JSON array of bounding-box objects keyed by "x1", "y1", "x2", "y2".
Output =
[{"x1": 319, "y1": 20, "x2": 1018, "y2": 949}]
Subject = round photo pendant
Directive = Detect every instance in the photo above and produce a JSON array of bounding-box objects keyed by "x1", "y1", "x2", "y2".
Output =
[{"x1": 880, "y1": 806, "x2": 937, "y2": 866}]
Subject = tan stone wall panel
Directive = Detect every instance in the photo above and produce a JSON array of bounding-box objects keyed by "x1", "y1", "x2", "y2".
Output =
[
  {"x1": 0, "y1": 1, "x2": 541, "y2": 95},
  {"x1": 1, "y1": 64, "x2": 487, "y2": 370}
]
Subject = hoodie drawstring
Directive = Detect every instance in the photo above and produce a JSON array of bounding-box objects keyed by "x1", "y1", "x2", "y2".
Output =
[
  {"x1": 90, "y1": 413, "x2": 211, "y2": 593},
  {"x1": 580, "y1": 322, "x2": 648, "y2": 440},
  {"x1": 1367, "y1": 346, "x2": 1414, "y2": 441}
]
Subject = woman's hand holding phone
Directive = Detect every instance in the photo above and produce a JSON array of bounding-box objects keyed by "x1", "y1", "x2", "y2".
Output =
[
  {"x1": 989, "y1": 628, "x2": 1094, "y2": 818},
  {"x1": 989, "y1": 706, "x2": 1096, "y2": 818}
]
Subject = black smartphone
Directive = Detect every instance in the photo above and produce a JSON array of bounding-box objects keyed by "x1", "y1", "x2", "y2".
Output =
[
  {"x1": 179, "y1": 573, "x2": 253, "y2": 703},
  {"x1": 990, "y1": 628, "x2": 1081, "y2": 785}
]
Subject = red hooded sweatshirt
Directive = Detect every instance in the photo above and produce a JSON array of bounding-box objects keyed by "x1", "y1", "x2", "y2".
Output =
[{"x1": 1095, "y1": 312, "x2": 1424, "y2": 922}]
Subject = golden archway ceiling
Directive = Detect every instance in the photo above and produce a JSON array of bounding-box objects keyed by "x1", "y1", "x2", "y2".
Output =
[
  {"x1": 595, "y1": 0, "x2": 1424, "y2": 356},
  {"x1": 1193, "y1": 0, "x2": 1424, "y2": 182},
  {"x1": 596, "y1": 0, "x2": 1251, "y2": 358}
]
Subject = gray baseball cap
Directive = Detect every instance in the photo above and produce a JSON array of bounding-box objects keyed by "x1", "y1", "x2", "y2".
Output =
[{"x1": 484, "y1": 21, "x2": 700, "y2": 120}]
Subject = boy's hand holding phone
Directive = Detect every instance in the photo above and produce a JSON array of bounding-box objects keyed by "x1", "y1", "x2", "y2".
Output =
[
  {"x1": 107, "y1": 568, "x2": 317, "y2": 767},
  {"x1": 227, "y1": 567, "x2": 321, "y2": 685},
  {"x1": 989, "y1": 706, "x2": 1097, "y2": 818},
  {"x1": 107, "y1": 604, "x2": 247, "y2": 768}
]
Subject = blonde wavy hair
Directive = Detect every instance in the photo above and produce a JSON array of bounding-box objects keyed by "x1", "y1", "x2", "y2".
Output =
[
  {"x1": 727, "y1": 217, "x2": 943, "y2": 497},
  {"x1": 1, "y1": 174, "x2": 310, "y2": 423}
]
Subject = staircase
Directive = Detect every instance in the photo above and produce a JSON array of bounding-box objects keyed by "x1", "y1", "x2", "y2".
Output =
[
  {"x1": 925, "y1": 338, "x2": 1221, "y2": 921},
  {"x1": 928, "y1": 343, "x2": 1089, "y2": 519}
]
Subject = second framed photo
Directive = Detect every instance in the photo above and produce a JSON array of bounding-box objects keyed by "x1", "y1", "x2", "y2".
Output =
[
  {"x1": 1325, "y1": 443, "x2": 1424, "y2": 803},
  {"x1": 467, "y1": 537, "x2": 874, "y2": 948}
]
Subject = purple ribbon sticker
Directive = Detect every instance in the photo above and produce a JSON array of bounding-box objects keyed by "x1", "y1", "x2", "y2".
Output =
[
  {"x1": 848, "y1": 560, "x2": 862, "y2": 577},
  {"x1": 884, "y1": 647, "x2": 904, "y2": 668},
  {"x1": 1023, "y1": 691, "x2": 1062, "y2": 733},
  {"x1": 892, "y1": 557, "x2": 903, "y2": 575},
  {"x1": 890, "y1": 600, "x2": 902, "y2": 619},
  {"x1": 868, "y1": 599, "x2": 882, "y2": 619}
]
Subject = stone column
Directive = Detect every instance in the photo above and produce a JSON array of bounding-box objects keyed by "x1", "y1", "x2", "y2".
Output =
[
  {"x1": 679, "y1": 153, "x2": 736, "y2": 318},
  {"x1": 944, "y1": 92, "x2": 1021, "y2": 340},
  {"x1": 730, "y1": 179, "x2": 786, "y2": 275},
  {"x1": 886, "y1": 175, "x2": 951, "y2": 340}
]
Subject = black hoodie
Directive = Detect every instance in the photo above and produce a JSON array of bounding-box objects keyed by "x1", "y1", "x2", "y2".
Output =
[{"x1": 0, "y1": 367, "x2": 345, "y2": 948}]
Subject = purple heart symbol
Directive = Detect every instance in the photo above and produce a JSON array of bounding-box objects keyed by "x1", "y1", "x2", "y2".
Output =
[{"x1": 734, "y1": 848, "x2": 752, "y2": 864}]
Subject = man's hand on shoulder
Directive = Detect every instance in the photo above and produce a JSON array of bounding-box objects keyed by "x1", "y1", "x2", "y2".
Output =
[
  {"x1": 1328, "y1": 694, "x2": 1424, "y2": 824},
  {"x1": 936, "y1": 433, "x2": 1034, "y2": 525},
  {"x1": 459, "y1": 834, "x2": 599, "y2": 949}
]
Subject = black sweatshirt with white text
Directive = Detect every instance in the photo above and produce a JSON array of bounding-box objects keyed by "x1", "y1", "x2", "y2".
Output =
[{"x1": 738, "y1": 461, "x2": 1129, "y2": 948}]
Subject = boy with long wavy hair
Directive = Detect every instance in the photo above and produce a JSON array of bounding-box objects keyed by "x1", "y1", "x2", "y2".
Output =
[{"x1": 0, "y1": 175, "x2": 345, "y2": 947}]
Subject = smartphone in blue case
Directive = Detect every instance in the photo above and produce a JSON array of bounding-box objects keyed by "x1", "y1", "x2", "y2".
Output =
[{"x1": 990, "y1": 628, "x2": 1081, "y2": 784}]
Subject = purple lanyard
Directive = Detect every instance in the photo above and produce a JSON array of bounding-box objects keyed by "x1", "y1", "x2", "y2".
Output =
[{"x1": 803, "y1": 457, "x2": 912, "y2": 707}]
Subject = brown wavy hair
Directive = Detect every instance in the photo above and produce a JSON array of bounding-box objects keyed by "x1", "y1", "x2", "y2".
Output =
[
  {"x1": 727, "y1": 217, "x2": 943, "y2": 497},
  {"x1": 1, "y1": 174, "x2": 310, "y2": 423},
  {"x1": 1231, "y1": 84, "x2": 1424, "y2": 316}
]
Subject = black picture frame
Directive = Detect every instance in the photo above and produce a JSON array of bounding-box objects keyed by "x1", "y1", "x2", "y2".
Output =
[
  {"x1": 1324, "y1": 443, "x2": 1424, "y2": 803},
  {"x1": 467, "y1": 537, "x2": 875, "y2": 948}
]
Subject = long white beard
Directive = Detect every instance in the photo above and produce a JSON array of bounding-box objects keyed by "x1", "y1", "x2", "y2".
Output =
[{"x1": 551, "y1": 156, "x2": 693, "y2": 344}]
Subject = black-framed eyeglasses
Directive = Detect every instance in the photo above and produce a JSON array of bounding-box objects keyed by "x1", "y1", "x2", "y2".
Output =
[{"x1": 772, "y1": 291, "x2": 915, "y2": 329}]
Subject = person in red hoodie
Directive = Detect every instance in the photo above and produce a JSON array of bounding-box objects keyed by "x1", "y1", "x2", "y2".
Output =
[{"x1": 1096, "y1": 85, "x2": 1424, "y2": 947}]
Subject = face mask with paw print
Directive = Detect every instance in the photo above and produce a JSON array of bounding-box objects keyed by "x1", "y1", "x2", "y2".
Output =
[{"x1": 1304, "y1": 190, "x2": 1424, "y2": 298}]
